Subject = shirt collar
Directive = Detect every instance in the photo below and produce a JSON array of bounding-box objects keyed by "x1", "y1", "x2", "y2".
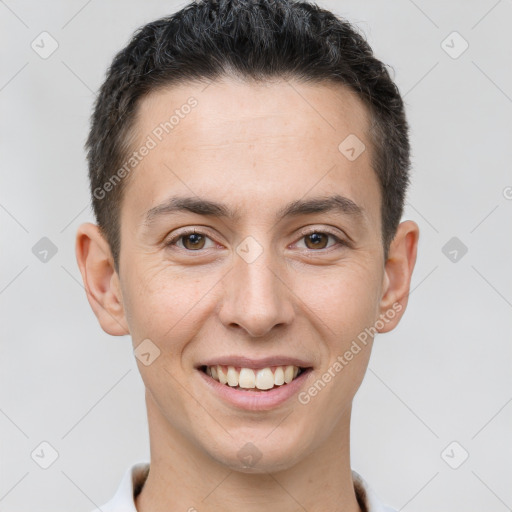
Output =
[{"x1": 93, "y1": 461, "x2": 396, "y2": 512}]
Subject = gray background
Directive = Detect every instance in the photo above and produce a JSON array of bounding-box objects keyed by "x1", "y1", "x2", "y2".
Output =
[{"x1": 1, "y1": 0, "x2": 511, "y2": 510}]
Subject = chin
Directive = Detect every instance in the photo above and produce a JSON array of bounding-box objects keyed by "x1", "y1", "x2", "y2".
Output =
[{"x1": 206, "y1": 435, "x2": 308, "y2": 474}]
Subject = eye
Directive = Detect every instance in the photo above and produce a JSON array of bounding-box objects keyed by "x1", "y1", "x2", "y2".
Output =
[
  {"x1": 294, "y1": 229, "x2": 346, "y2": 251},
  {"x1": 166, "y1": 229, "x2": 216, "y2": 251},
  {"x1": 165, "y1": 228, "x2": 347, "y2": 253}
]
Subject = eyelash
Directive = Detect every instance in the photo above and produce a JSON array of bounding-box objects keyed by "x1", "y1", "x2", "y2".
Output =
[{"x1": 165, "y1": 227, "x2": 348, "y2": 253}]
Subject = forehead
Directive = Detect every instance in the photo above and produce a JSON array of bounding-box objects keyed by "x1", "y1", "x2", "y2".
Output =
[
  {"x1": 136, "y1": 77, "x2": 371, "y2": 147},
  {"x1": 122, "y1": 77, "x2": 380, "y2": 233}
]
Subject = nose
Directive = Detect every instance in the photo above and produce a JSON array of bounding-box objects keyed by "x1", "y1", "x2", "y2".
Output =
[{"x1": 218, "y1": 247, "x2": 294, "y2": 338}]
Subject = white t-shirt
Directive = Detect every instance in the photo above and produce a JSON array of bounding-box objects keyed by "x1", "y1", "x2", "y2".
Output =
[{"x1": 91, "y1": 462, "x2": 397, "y2": 512}]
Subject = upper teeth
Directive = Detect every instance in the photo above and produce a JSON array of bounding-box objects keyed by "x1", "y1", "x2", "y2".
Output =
[{"x1": 206, "y1": 365, "x2": 301, "y2": 390}]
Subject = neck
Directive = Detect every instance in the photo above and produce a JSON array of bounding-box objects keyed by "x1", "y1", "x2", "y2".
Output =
[{"x1": 135, "y1": 393, "x2": 362, "y2": 512}]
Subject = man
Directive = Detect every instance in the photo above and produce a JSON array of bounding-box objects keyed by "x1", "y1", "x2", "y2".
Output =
[{"x1": 76, "y1": 0, "x2": 419, "y2": 511}]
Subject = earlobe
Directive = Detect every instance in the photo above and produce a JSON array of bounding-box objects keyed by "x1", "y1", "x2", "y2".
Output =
[
  {"x1": 376, "y1": 220, "x2": 420, "y2": 334},
  {"x1": 75, "y1": 223, "x2": 129, "y2": 336}
]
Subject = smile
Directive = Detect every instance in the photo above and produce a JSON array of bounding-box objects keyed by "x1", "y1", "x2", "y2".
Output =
[
  {"x1": 200, "y1": 364, "x2": 306, "y2": 391},
  {"x1": 196, "y1": 362, "x2": 313, "y2": 411}
]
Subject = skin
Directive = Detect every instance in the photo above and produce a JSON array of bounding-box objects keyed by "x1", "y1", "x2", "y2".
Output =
[{"x1": 76, "y1": 77, "x2": 419, "y2": 512}]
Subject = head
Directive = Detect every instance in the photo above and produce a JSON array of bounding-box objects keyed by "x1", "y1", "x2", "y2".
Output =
[{"x1": 76, "y1": 0, "x2": 419, "y2": 473}]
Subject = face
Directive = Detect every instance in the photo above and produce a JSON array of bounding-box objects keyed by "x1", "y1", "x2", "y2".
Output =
[{"x1": 77, "y1": 77, "x2": 418, "y2": 473}]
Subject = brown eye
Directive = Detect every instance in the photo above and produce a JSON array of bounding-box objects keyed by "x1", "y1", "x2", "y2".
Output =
[
  {"x1": 294, "y1": 230, "x2": 346, "y2": 251},
  {"x1": 181, "y1": 232, "x2": 206, "y2": 250},
  {"x1": 303, "y1": 232, "x2": 330, "y2": 250},
  {"x1": 166, "y1": 229, "x2": 215, "y2": 251}
]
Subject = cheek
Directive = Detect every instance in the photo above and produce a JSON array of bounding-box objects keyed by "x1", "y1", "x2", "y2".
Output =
[
  {"x1": 122, "y1": 263, "x2": 213, "y2": 345},
  {"x1": 294, "y1": 266, "x2": 379, "y2": 423},
  {"x1": 294, "y1": 261, "x2": 381, "y2": 341}
]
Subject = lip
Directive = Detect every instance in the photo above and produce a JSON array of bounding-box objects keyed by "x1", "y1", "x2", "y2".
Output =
[
  {"x1": 196, "y1": 355, "x2": 313, "y2": 370},
  {"x1": 197, "y1": 366, "x2": 313, "y2": 411}
]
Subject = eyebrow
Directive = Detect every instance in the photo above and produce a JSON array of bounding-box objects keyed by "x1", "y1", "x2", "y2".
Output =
[{"x1": 144, "y1": 194, "x2": 365, "y2": 226}]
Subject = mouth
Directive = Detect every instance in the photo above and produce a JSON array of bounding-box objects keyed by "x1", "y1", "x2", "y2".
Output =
[
  {"x1": 194, "y1": 356, "x2": 314, "y2": 410},
  {"x1": 198, "y1": 364, "x2": 312, "y2": 392}
]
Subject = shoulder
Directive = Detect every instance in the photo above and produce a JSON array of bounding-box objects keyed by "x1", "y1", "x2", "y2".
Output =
[
  {"x1": 352, "y1": 470, "x2": 398, "y2": 512},
  {"x1": 89, "y1": 461, "x2": 150, "y2": 512}
]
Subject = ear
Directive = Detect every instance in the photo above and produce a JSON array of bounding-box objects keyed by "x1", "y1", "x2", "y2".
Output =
[
  {"x1": 376, "y1": 220, "x2": 420, "y2": 333},
  {"x1": 75, "y1": 222, "x2": 129, "y2": 336}
]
